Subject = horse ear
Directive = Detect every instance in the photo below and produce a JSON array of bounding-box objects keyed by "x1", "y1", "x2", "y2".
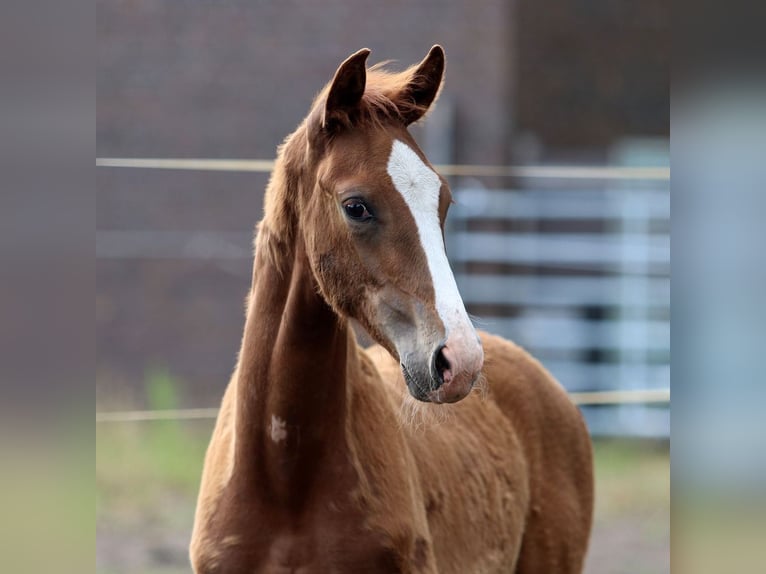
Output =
[
  {"x1": 323, "y1": 48, "x2": 371, "y2": 129},
  {"x1": 397, "y1": 45, "x2": 445, "y2": 125}
]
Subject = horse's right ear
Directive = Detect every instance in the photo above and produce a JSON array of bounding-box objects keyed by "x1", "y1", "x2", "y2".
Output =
[
  {"x1": 322, "y1": 48, "x2": 370, "y2": 130},
  {"x1": 396, "y1": 45, "x2": 445, "y2": 125}
]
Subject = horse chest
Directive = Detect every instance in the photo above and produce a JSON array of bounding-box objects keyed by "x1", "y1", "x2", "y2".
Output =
[
  {"x1": 198, "y1": 520, "x2": 419, "y2": 574},
  {"x1": 195, "y1": 478, "x2": 426, "y2": 574}
]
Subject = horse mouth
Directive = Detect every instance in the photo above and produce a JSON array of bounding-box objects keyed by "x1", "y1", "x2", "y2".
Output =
[
  {"x1": 401, "y1": 364, "x2": 433, "y2": 402},
  {"x1": 401, "y1": 361, "x2": 479, "y2": 404},
  {"x1": 426, "y1": 375, "x2": 477, "y2": 404},
  {"x1": 401, "y1": 363, "x2": 475, "y2": 403}
]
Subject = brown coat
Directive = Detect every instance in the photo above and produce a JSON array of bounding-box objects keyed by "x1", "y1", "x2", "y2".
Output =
[{"x1": 190, "y1": 46, "x2": 593, "y2": 573}]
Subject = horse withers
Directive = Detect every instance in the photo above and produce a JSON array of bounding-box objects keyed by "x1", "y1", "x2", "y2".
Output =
[{"x1": 190, "y1": 46, "x2": 594, "y2": 573}]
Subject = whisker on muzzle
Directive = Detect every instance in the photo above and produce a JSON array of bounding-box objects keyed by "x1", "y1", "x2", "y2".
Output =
[
  {"x1": 397, "y1": 392, "x2": 453, "y2": 431},
  {"x1": 470, "y1": 372, "x2": 489, "y2": 400},
  {"x1": 467, "y1": 312, "x2": 491, "y2": 328}
]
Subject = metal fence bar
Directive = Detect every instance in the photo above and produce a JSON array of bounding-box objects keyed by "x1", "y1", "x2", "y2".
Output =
[
  {"x1": 96, "y1": 157, "x2": 670, "y2": 181},
  {"x1": 95, "y1": 388, "x2": 670, "y2": 423},
  {"x1": 569, "y1": 388, "x2": 669, "y2": 406}
]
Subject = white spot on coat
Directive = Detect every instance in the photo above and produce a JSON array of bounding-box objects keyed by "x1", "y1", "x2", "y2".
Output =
[{"x1": 270, "y1": 415, "x2": 287, "y2": 443}]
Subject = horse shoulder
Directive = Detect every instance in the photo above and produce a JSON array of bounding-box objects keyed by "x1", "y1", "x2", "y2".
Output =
[
  {"x1": 479, "y1": 330, "x2": 592, "y2": 483},
  {"x1": 479, "y1": 330, "x2": 594, "y2": 573}
]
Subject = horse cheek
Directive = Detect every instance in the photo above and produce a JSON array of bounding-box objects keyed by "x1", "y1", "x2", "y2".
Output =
[{"x1": 316, "y1": 250, "x2": 365, "y2": 317}]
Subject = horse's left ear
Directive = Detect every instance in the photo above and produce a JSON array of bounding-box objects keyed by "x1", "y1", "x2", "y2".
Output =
[{"x1": 397, "y1": 45, "x2": 446, "y2": 125}]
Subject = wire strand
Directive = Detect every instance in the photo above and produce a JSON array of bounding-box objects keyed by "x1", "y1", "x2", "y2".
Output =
[
  {"x1": 96, "y1": 157, "x2": 670, "y2": 181},
  {"x1": 95, "y1": 388, "x2": 669, "y2": 422}
]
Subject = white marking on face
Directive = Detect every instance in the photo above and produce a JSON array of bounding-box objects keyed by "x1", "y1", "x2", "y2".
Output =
[
  {"x1": 270, "y1": 415, "x2": 287, "y2": 443},
  {"x1": 386, "y1": 139, "x2": 473, "y2": 337}
]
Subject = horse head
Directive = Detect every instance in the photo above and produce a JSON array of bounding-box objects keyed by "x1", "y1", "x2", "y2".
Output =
[{"x1": 285, "y1": 46, "x2": 483, "y2": 403}]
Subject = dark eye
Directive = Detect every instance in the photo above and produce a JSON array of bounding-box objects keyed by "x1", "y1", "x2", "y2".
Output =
[{"x1": 342, "y1": 199, "x2": 373, "y2": 222}]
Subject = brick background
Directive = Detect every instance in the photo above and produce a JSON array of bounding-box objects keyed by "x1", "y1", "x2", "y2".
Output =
[{"x1": 97, "y1": 0, "x2": 668, "y2": 404}]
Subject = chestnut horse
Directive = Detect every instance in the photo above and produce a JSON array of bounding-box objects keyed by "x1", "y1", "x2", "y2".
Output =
[{"x1": 190, "y1": 46, "x2": 593, "y2": 573}]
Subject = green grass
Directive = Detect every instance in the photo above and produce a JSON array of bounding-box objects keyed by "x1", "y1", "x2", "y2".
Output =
[
  {"x1": 97, "y1": 371, "x2": 214, "y2": 573},
  {"x1": 674, "y1": 494, "x2": 766, "y2": 574},
  {"x1": 2, "y1": 428, "x2": 95, "y2": 573},
  {"x1": 96, "y1": 370, "x2": 211, "y2": 514},
  {"x1": 591, "y1": 438, "x2": 669, "y2": 519},
  {"x1": 585, "y1": 439, "x2": 669, "y2": 574}
]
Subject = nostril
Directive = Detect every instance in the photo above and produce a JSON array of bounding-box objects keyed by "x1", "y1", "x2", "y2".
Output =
[{"x1": 433, "y1": 345, "x2": 451, "y2": 385}]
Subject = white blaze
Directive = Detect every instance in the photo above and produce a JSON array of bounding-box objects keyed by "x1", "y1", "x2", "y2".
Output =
[{"x1": 386, "y1": 139, "x2": 473, "y2": 337}]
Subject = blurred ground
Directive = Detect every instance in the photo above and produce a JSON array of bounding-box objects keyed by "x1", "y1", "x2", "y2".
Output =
[
  {"x1": 96, "y1": 374, "x2": 668, "y2": 573},
  {"x1": 584, "y1": 440, "x2": 669, "y2": 574}
]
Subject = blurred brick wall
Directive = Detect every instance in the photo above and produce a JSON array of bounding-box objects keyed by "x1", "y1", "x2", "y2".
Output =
[
  {"x1": 97, "y1": 0, "x2": 668, "y2": 404},
  {"x1": 515, "y1": 0, "x2": 669, "y2": 151},
  {"x1": 97, "y1": 0, "x2": 516, "y2": 402},
  {"x1": 98, "y1": 0, "x2": 515, "y2": 163}
]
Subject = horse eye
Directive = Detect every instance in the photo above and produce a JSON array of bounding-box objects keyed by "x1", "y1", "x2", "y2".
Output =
[{"x1": 343, "y1": 200, "x2": 372, "y2": 221}]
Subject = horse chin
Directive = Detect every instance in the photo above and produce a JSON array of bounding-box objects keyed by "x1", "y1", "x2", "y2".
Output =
[
  {"x1": 400, "y1": 364, "x2": 434, "y2": 403},
  {"x1": 425, "y1": 375, "x2": 476, "y2": 404}
]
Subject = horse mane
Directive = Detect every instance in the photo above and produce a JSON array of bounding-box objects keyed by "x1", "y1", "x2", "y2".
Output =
[
  {"x1": 255, "y1": 137, "x2": 303, "y2": 277},
  {"x1": 256, "y1": 61, "x2": 437, "y2": 275}
]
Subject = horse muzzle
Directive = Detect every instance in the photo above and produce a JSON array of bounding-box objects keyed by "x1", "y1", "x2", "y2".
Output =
[{"x1": 402, "y1": 335, "x2": 484, "y2": 403}]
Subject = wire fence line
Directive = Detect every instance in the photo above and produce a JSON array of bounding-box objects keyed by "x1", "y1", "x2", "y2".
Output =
[
  {"x1": 96, "y1": 157, "x2": 670, "y2": 181},
  {"x1": 95, "y1": 388, "x2": 670, "y2": 423},
  {"x1": 97, "y1": 154, "x2": 670, "y2": 435},
  {"x1": 96, "y1": 407, "x2": 220, "y2": 423}
]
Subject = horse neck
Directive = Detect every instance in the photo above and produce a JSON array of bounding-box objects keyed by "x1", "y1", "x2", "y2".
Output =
[{"x1": 233, "y1": 215, "x2": 357, "y2": 503}]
